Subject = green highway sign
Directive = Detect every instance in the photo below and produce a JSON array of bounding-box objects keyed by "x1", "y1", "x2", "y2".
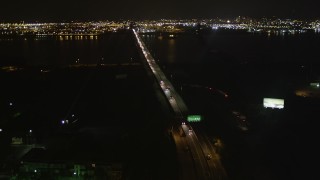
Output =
[
  {"x1": 187, "y1": 115, "x2": 202, "y2": 122},
  {"x1": 310, "y1": 82, "x2": 320, "y2": 88}
]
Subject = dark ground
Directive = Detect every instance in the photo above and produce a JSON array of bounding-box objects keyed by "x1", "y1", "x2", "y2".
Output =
[{"x1": 0, "y1": 63, "x2": 178, "y2": 179}]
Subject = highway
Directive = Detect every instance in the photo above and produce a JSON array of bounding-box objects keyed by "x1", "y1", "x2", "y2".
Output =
[{"x1": 133, "y1": 29, "x2": 227, "y2": 180}]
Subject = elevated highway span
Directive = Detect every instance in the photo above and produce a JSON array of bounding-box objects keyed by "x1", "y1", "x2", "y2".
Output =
[{"x1": 133, "y1": 29, "x2": 227, "y2": 180}]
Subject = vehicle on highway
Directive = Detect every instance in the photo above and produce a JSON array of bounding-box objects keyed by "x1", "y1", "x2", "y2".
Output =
[
  {"x1": 232, "y1": 110, "x2": 249, "y2": 131},
  {"x1": 206, "y1": 154, "x2": 212, "y2": 160}
]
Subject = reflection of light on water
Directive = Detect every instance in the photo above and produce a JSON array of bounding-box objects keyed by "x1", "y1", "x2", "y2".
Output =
[
  {"x1": 57, "y1": 35, "x2": 97, "y2": 41},
  {"x1": 167, "y1": 39, "x2": 175, "y2": 63},
  {"x1": 1, "y1": 66, "x2": 22, "y2": 72},
  {"x1": 267, "y1": 30, "x2": 271, "y2": 37}
]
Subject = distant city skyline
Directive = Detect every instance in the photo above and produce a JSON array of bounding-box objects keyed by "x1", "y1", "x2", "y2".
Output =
[{"x1": 0, "y1": 0, "x2": 319, "y2": 22}]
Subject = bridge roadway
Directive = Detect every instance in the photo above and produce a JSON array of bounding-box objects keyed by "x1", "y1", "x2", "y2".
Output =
[{"x1": 133, "y1": 29, "x2": 227, "y2": 180}]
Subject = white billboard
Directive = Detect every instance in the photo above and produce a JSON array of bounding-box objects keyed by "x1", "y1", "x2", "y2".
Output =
[{"x1": 263, "y1": 98, "x2": 284, "y2": 109}]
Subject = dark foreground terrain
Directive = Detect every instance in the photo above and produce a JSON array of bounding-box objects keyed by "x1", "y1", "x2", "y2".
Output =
[{"x1": 0, "y1": 63, "x2": 178, "y2": 179}]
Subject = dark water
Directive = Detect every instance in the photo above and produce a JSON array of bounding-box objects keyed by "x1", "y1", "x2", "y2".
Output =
[
  {"x1": 0, "y1": 33, "x2": 137, "y2": 67},
  {"x1": 143, "y1": 30, "x2": 320, "y2": 65}
]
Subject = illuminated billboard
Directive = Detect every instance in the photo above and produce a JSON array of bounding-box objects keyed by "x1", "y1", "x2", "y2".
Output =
[
  {"x1": 263, "y1": 98, "x2": 284, "y2": 109},
  {"x1": 187, "y1": 115, "x2": 202, "y2": 122}
]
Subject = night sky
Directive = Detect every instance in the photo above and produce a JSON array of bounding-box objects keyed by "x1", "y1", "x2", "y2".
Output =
[{"x1": 0, "y1": 0, "x2": 319, "y2": 22}]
